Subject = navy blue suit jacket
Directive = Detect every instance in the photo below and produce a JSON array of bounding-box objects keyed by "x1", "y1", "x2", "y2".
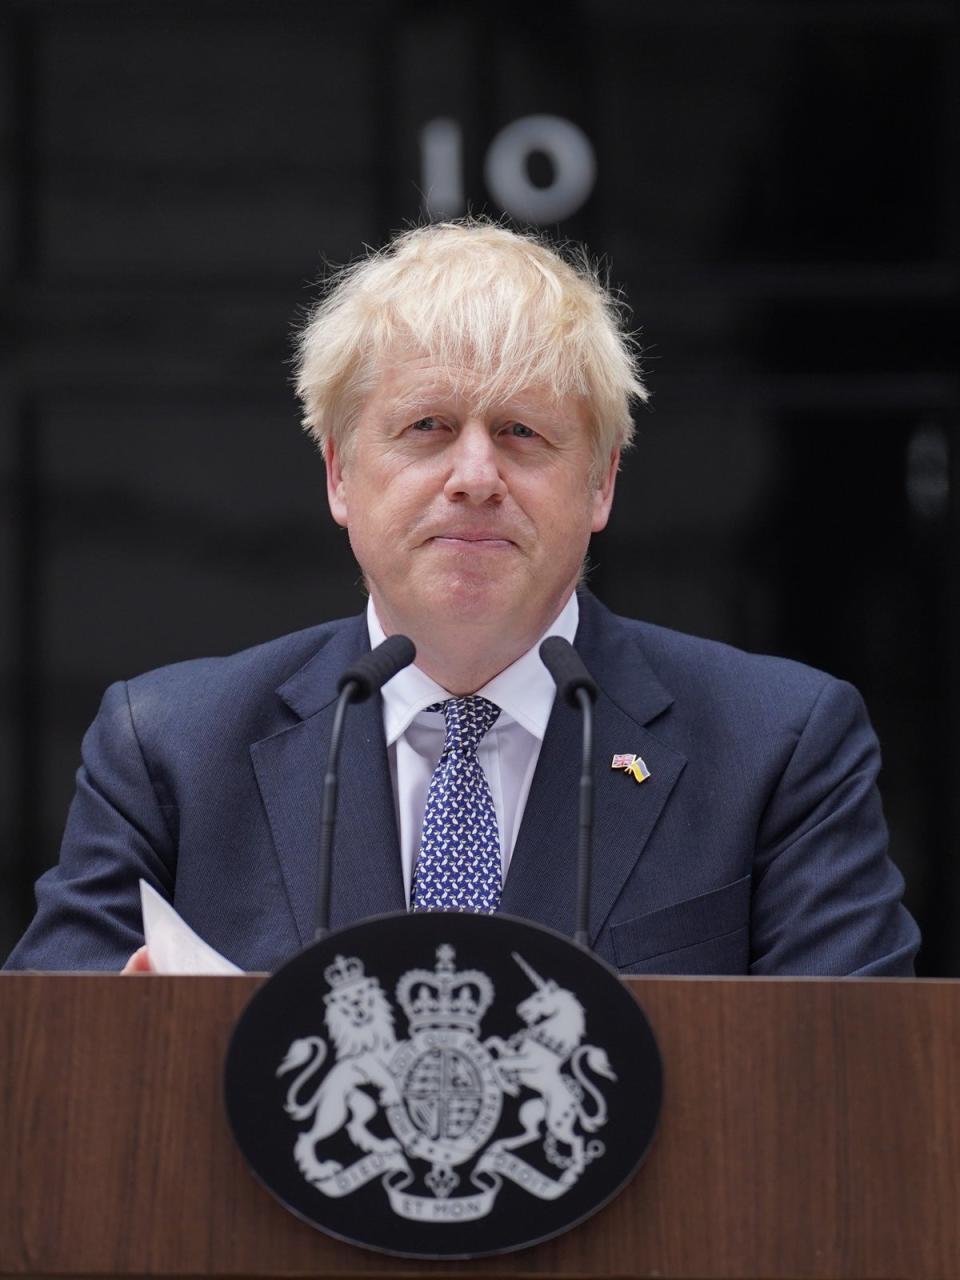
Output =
[{"x1": 5, "y1": 593, "x2": 919, "y2": 974}]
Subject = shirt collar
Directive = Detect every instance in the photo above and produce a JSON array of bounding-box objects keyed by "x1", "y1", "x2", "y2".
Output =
[{"x1": 368, "y1": 593, "x2": 579, "y2": 746}]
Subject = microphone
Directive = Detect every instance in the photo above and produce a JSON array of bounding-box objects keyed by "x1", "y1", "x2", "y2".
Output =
[
  {"x1": 337, "y1": 634, "x2": 416, "y2": 701},
  {"x1": 539, "y1": 635, "x2": 598, "y2": 707},
  {"x1": 315, "y1": 634, "x2": 416, "y2": 939},
  {"x1": 539, "y1": 637, "x2": 598, "y2": 950}
]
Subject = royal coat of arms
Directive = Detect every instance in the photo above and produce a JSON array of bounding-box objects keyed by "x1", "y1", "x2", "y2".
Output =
[{"x1": 276, "y1": 943, "x2": 617, "y2": 1221}]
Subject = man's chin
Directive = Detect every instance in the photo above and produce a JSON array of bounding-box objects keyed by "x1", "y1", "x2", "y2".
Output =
[
  {"x1": 412, "y1": 576, "x2": 526, "y2": 632},
  {"x1": 432, "y1": 582, "x2": 513, "y2": 619}
]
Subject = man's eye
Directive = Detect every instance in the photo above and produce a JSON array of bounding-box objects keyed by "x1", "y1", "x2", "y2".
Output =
[
  {"x1": 410, "y1": 416, "x2": 440, "y2": 432},
  {"x1": 506, "y1": 422, "x2": 537, "y2": 439}
]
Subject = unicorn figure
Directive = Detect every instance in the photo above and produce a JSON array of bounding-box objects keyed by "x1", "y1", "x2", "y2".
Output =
[{"x1": 484, "y1": 953, "x2": 617, "y2": 1182}]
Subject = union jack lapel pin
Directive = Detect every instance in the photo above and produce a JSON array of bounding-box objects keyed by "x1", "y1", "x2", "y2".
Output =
[{"x1": 611, "y1": 752, "x2": 651, "y2": 784}]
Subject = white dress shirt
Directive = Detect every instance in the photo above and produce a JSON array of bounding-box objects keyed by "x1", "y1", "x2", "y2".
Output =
[{"x1": 367, "y1": 594, "x2": 579, "y2": 906}]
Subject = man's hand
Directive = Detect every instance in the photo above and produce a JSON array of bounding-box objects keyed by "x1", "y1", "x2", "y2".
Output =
[{"x1": 121, "y1": 945, "x2": 152, "y2": 973}]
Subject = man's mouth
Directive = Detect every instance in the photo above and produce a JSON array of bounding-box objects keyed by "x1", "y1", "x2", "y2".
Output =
[{"x1": 429, "y1": 532, "x2": 514, "y2": 547}]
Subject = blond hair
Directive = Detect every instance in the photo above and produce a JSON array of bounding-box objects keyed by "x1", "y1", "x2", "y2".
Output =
[{"x1": 295, "y1": 220, "x2": 647, "y2": 481}]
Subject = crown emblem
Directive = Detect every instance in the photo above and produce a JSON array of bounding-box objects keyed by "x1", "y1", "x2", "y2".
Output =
[
  {"x1": 323, "y1": 953, "x2": 373, "y2": 998},
  {"x1": 395, "y1": 944, "x2": 494, "y2": 1034}
]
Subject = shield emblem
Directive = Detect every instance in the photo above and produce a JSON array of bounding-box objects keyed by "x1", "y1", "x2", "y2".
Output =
[{"x1": 390, "y1": 1033, "x2": 502, "y2": 1164}]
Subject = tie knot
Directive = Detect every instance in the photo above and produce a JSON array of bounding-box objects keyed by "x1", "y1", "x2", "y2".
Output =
[{"x1": 430, "y1": 696, "x2": 500, "y2": 756}]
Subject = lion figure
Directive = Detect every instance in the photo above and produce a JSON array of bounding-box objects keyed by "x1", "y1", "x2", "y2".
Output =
[{"x1": 277, "y1": 958, "x2": 401, "y2": 1185}]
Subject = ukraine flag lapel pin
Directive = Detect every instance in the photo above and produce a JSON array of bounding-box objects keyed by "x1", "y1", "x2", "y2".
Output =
[{"x1": 611, "y1": 753, "x2": 651, "y2": 784}]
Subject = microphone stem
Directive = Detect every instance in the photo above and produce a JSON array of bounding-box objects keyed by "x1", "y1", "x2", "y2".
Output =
[
  {"x1": 574, "y1": 686, "x2": 594, "y2": 949},
  {"x1": 315, "y1": 681, "x2": 357, "y2": 941}
]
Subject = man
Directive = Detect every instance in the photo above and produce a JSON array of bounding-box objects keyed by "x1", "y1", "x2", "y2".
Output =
[{"x1": 4, "y1": 221, "x2": 919, "y2": 974}]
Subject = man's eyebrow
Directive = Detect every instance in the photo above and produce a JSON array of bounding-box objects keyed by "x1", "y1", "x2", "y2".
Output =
[
  {"x1": 393, "y1": 396, "x2": 436, "y2": 416},
  {"x1": 390, "y1": 389, "x2": 455, "y2": 417},
  {"x1": 387, "y1": 387, "x2": 558, "y2": 421}
]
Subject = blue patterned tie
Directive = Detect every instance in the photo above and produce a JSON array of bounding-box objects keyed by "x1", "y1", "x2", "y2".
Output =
[{"x1": 411, "y1": 696, "x2": 502, "y2": 913}]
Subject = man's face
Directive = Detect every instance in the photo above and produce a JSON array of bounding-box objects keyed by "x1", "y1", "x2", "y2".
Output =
[{"x1": 326, "y1": 354, "x2": 617, "y2": 677}]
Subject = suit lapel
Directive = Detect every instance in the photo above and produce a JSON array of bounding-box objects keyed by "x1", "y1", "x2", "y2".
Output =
[
  {"x1": 499, "y1": 697, "x2": 579, "y2": 930},
  {"x1": 502, "y1": 592, "x2": 687, "y2": 944},
  {"x1": 327, "y1": 696, "x2": 406, "y2": 931},
  {"x1": 588, "y1": 705, "x2": 686, "y2": 940},
  {"x1": 250, "y1": 616, "x2": 404, "y2": 948}
]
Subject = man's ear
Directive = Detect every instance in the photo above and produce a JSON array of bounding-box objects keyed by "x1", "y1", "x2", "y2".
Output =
[
  {"x1": 590, "y1": 449, "x2": 619, "y2": 534},
  {"x1": 325, "y1": 439, "x2": 349, "y2": 529}
]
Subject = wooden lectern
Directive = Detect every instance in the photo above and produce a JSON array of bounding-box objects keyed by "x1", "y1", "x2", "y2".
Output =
[{"x1": 1, "y1": 974, "x2": 957, "y2": 1278}]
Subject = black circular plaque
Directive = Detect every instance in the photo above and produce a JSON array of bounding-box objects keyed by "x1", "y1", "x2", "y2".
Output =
[{"x1": 224, "y1": 911, "x2": 661, "y2": 1259}]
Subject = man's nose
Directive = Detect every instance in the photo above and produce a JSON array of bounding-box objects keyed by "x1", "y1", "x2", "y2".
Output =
[{"x1": 443, "y1": 424, "x2": 507, "y2": 503}]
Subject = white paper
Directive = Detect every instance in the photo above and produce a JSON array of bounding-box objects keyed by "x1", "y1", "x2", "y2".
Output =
[{"x1": 140, "y1": 880, "x2": 244, "y2": 975}]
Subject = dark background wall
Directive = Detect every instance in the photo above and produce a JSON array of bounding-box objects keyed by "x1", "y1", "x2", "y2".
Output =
[{"x1": 2, "y1": 0, "x2": 957, "y2": 971}]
